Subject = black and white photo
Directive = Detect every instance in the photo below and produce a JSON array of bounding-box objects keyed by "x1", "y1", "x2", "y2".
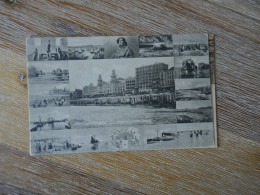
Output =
[
  {"x1": 104, "y1": 36, "x2": 139, "y2": 59},
  {"x1": 69, "y1": 57, "x2": 177, "y2": 131},
  {"x1": 172, "y1": 34, "x2": 208, "y2": 56},
  {"x1": 138, "y1": 35, "x2": 173, "y2": 57},
  {"x1": 68, "y1": 37, "x2": 104, "y2": 60},
  {"x1": 31, "y1": 137, "x2": 73, "y2": 155},
  {"x1": 141, "y1": 123, "x2": 214, "y2": 149},
  {"x1": 175, "y1": 78, "x2": 211, "y2": 101},
  {"x1": 28, "y1": 61, "x2": 69, "y2": 84},
  {"x1": 176, "y1": 107, "x2": 213, "y2": 123},
  {"x1": 29, "y1": 107, "x2": 70, "y2": 132},
  {"x1": 27, "y1": 37, "x2": 68, "y2": 61},
  {"x1": 174, "y1": 56, "x2": 210, "y2": 78},
  {"x1": 27, "y1": 33, "x2": 217, "y2": 155}
]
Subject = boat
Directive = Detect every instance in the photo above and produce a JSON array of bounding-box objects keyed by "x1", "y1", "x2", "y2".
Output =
[
  {"x1": 147, "y1": 130, "x2": 174, "y2": 144},
  {"x1": 91, "y1": 136, "x2": 99, "y2": 144},
  {"x1": 65, "y1": 122, "x2": 71, "y2": 129},
  {"x1": 30, "y1": 115, "x2": 70, "y2": 131},
  {"x1": 71, "y1": 145, "x2": 79, "y2": 151}
]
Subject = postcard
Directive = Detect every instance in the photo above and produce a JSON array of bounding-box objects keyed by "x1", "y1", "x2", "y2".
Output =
[{"x1": 27, "y1": 34, "x2": 217, "y2": 155}]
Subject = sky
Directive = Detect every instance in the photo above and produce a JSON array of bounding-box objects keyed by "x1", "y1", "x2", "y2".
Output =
[
  {"x1": 176, "y1": 100, "x2": 212, "y2": 109},
  {"x1": 69, "y1": 57, "x2": 175, "y2": 91},
  {"x1": 172, "y1": 33, "x2": 208, "y2": 45},
  {"x1": 67, "y1": 37, "x2": 104, "y2": 47},
  {"x1": 175, "y1": 78, "x2": 211, "y2": 90}
]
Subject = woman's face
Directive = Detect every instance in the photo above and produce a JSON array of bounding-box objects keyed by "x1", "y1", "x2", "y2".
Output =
[{"x1": 118, "y1": 38, "x2": 125, "y2": 46}]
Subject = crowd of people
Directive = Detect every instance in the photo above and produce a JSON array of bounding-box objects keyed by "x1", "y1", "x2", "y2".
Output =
[
  {"x1": 190, "y1": 130, "x2": 208, "y2": 138},
  {"x1": 34, "y1": 139, "x2": 72, "y2": 153},
  {"x1": 32, "y1": 96, "x2": 69, "y2": 108},
  {"x1": 177, "y1": 43, "x2": 208, "y2": 53}
]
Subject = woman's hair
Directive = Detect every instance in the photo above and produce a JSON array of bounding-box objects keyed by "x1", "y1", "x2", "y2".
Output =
[{"x1": 116, "y1": 37, "x2": 127, "y2": 46}]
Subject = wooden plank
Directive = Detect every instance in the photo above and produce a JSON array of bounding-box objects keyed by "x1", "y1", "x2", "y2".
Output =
[
  {"x1": 1, "y1": 129, "x2": 259, "y2": 194},
  {"x1": 0, "y1": 144, "x2": 144, "y2": 195},
  {"x1": 0, "y1": 0, "x2": 259, "y2": 194},
  {"x1": 0, "y1": 183, "x2": 40, "y2": 195},
  {"x1": 1, "y1": 0, "x2": 259, "y2": 141}
]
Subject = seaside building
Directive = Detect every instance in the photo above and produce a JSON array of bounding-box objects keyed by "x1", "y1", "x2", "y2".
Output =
[
  {"x1": 71, "y1": 89, "x2": 83, "y2": 99},
  {"x1": 72, "y1": 63, "x2": 178, "y2": 99},
  {"x1": 135, "y1": 63, "x2": 169, "y2": 92},
  {"x1": 82, "y1": 69, "x2": 126, "y2": 97},
  {"x1": 160, "y1": 67, "x2": 175, "y2": 89},
  {"x1": 49, "y1": 86, "x2": 70, "y2": 95},
  {"x1": 125, "y1": 77, "x2": 136, "y2": 94}
]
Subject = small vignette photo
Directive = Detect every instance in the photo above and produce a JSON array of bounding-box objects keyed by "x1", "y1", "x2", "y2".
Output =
[
  {"x1": 27, "y1": 37, "x2": 69, "y2": 61},
  {"x1": 27, "y1": 33, "x2": 216, "y2": 155},
  {"x1": 138, "y1": 34, "x2": 173, "y2": 57}
]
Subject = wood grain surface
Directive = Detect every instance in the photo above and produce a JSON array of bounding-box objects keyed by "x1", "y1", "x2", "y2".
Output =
[{"x1": 0, "y1": 0, "x2": 259, "y2": 194}]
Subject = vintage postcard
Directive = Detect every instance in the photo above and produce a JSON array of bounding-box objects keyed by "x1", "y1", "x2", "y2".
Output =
[{"x1": 27, "y1": 34, "x2": 217, "y2": 155}]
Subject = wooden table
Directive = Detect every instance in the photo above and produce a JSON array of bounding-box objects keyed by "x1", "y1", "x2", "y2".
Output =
[{"x1": 0, "y1": 1, "x2": 259, "y2": 194}]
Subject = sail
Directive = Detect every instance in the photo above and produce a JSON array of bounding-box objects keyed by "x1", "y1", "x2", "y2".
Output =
[{"x1": 91, "y1": 136, "x2": 99, "y2": 144}]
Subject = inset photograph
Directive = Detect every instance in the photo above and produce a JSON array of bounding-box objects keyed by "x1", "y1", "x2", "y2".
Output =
[
  {"x1": 67, "y1": 37, "x2": 104, "y2": 60},
  {"x1": 104, "y1": 36, "x2": 139, "y2": 58},
  {"x1": 172, "y1": 34, "x2": 208, "y2": 56},
  {"x1": 69, "y1": 57, "x2": 177, "y2": 131},
  {"x1": 29, "y1": 95, "x2": 70, "y2": 108},
  {"x1": 175, "y1": 78, "x2": 211, "y2": 101},
  {"x1": 31, "y1": 137, "x2": 73, "y2": 155},
  {"x1": 29, "y1": 107, "x2": 70, "y2": 132},
  {"x1": 176, "y1": 107, "x2": 213, "y2": 123},
  {"x1": 29, "y1": 83, "x2": 70, "y2": 109},
  {"x1": 174, "y1": 56, "x2": 210, "y2": 78},
  {"x1": 27, "y1": 37, "x2": 68, "y2": 61},
  {"x1": 110, "y1": 127, "x2": 141, "y2": 149},
  {"x1": 138, "y1": 34, "x2": 173, "y2": 57},
  {"x1": 141, "y1": 123, "x2": 214, "y2": 149},
  {"x1": 28, "y1": 61, "x2": 69, "y2": 85},
  {"x1": 69, "y1": 57, "x2": 175, "y2": 108},
  {"x1": 29, "y1": 83, "x2": 70, "y2": 96}
]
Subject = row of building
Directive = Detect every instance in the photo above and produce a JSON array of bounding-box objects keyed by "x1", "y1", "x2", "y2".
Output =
[
  {"x1": 70, "y1": 60, "x2": 209, "y2": 99},
  {"x1": 71, "y1": 62, "x2": 175, "y2": 100}
]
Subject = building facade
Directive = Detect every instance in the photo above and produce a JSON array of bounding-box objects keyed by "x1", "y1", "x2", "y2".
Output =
[
  {"x1": 82, "y1": 69, "x2": 126, "y2": 97},
  {"x1": 49, "y1": 86, "x2": 70, "y2": 95},
  {"x1": 72, "y1": 63, "x2": 178, "y2": 99},
  {"x1": 160, "y1": 67, "x2": 175, "y2": 89},
  {"x1": 70, "y1": 89, "x2": 82, "y2": 99},
  {"x1": 125, "y1": 77, "x2": 136, "y2": 94},
  {"x1": 135, "y1": 63, "x2": 169, "y2": 92}
]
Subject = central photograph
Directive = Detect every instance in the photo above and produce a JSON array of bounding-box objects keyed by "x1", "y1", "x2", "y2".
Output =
[
  {"x1": 69, "y1": 57, "x2": 176, "y2": 125},
  {"x1": 68, "y1": 57, "x2": 179, "y2": 151}
]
